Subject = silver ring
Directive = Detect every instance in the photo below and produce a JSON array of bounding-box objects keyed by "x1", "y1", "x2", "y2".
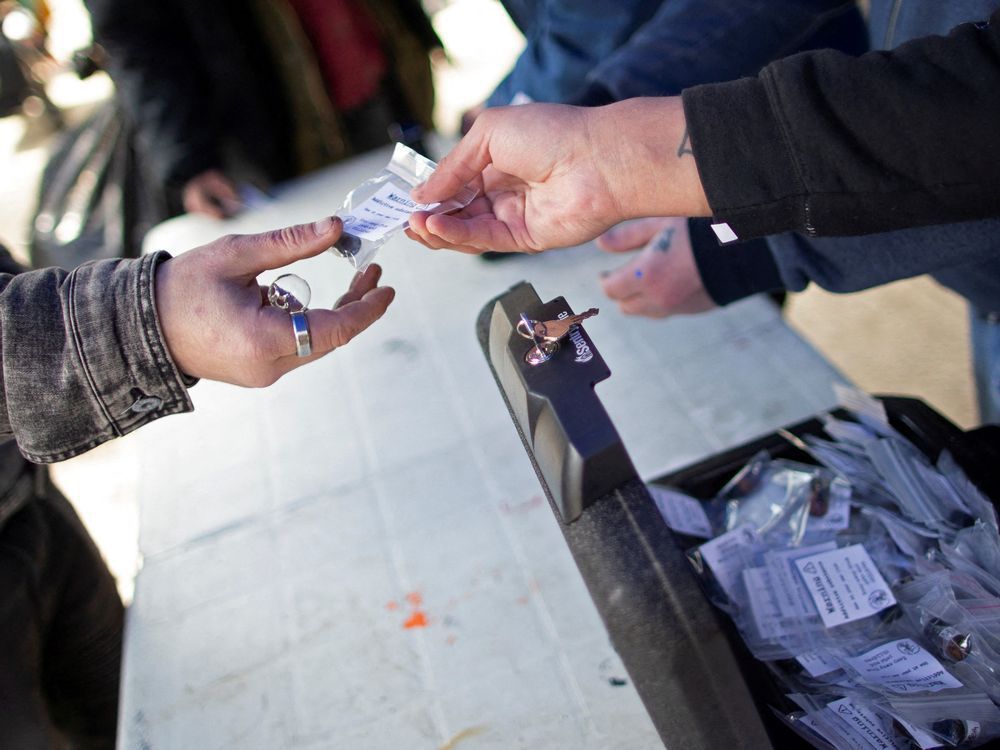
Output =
[{"x1": 290, "y1": 310, "x2": 312, "y2": 357}]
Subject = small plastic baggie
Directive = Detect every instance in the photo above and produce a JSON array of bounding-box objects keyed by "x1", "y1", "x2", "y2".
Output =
[{"x1": 329, "y1": 143, "x2": 478, "y2": 269}]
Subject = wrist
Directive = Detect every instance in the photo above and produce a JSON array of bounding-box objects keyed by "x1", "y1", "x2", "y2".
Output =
[{"x1": 592, "y1": 98, "x2": 710, "y2": 220}]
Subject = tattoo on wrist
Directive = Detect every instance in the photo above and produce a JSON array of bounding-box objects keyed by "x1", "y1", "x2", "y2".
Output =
[
  {"x1": 677, "y1": 125, "x2": 693, "y2": 158},
  {"x1": 653, "y1": 228, "x2": 675, "y2": 253}
]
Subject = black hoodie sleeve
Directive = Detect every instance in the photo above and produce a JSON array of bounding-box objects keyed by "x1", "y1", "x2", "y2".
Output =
[{"x1": 682, "y1": 11, "x2": 1000, "y2": 240}]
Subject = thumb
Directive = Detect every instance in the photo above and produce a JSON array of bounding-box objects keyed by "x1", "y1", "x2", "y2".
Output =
[
  {"x1": 596, "y1": 218, "x2": 672, "y2": 253},
  {"x1": 222, "y1": 217, "x2": 343, "y2": 277},
  {"x1": 412, "y1": 125, "x2": 492, "y2": 205}
]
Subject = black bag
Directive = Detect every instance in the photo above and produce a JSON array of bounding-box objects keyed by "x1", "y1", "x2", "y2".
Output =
[{"x1": 28, "y1": 99, "x2": 167, "y2": 270}]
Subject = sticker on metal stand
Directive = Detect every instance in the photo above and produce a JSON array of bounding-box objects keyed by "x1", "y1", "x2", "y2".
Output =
[{"x1": 517, "y1": 309, "x2": 599, "y2": 366}]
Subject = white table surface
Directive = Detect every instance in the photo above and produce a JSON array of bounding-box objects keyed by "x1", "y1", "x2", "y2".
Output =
[{"x1": 120, "y1": 145, "x2": 846, "y2": 749}]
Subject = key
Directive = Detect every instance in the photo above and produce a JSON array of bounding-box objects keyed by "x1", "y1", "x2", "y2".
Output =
[{"x1": 518, "y1": 308, "x2": 599, "y2": 343}]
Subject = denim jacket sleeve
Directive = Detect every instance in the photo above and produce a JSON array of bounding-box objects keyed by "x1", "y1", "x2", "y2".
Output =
[
  {"x1": 0, "y1": 251, "x2": 194, "y2": 463},
  {"x1": 486, "y1": 0, "x2": 662, "y2": 106},
  {"x1": 575, "y1": 0, "x2": 865, "y2": 103}
]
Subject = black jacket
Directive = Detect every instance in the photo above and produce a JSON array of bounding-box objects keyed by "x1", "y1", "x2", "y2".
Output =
[{"x1": 683, "y1": 7, "x2": 1000, "y2": 240}]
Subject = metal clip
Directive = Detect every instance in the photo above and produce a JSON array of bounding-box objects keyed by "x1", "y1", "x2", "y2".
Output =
[{"x1": 517, "y1": 308, "x2": 598, "y2": 365}]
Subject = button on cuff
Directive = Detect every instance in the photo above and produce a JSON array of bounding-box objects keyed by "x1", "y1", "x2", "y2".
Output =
[{"x1": 128, "y1": 394, "x2": 163, "y2": 414}]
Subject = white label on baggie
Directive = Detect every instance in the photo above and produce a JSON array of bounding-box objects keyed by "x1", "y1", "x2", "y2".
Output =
[
  {"x1": 768, "y1": 541, "x2": 837, "y2": 621},
  {"x1": 797, "y1": 649, "x2": 841, "y2": 678},
  {"x1": 794, "y1": 544, "x2": 896, "y2": 627},
  {"x1": 845, "y1": 639, "x2": 962, "y2": 694},
  {"x1": 648, "y1": 485, "x2": 713, "y2": 538},
  {"x1": 698, "y1": 524, "x2": 759, "y2": 601},
  {"x1": 745, "y1": 542, "x2": 836, "y2": 640},
  {"x1": 341, "y1": 183, "x2": 433, "y2": 241},
  {"x1": 826, "y1": 698, "x2": 912, "y2": 750}
]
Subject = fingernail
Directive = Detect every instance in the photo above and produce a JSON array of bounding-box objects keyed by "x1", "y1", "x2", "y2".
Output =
[{"x1": 313, "y1": 216, "x2": 335, "y2": 235}]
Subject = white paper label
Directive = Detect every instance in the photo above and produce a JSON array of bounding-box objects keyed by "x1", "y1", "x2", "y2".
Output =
[
  {"x1": 797, "y1": 649, "x2": 841, "y2": 678},
  {"x1": 845, "y1": 639, "x2": 962, "y2": 693},
  {"x1": 648, "y1": 486, "x2": 713, "y2": 538},
  {"x1": 827, "y1": 698, "x2": 911, "y2": 750},
  {"x1": 744, "y1": 567, "x2": 783, "y2": 640},
  {"x1": 768, "y1": 541, "x2": 837, "y2": 621},
  {"x1": 794, "y1": 544, "x2": 896, "y2": 627},
  {"x1": 341, "y1": 184, "x2": 432, "y2": 241},
  {"x1": 698, "y1": 525, "x2": 758, "y2": 601}
]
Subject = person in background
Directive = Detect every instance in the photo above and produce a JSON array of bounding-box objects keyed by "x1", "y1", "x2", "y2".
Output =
[
  {"x1": 463, "y1": 0, "x2": 866, "y2": 131},
  {"x1": 0, "y1": 217, "x2": 393, "y2": 747},
  {"x1": 85, "y1": 0, "x2": 440, "y2": 219},
  {"x1": 407, "y1": 6, "x2": 1000, "y2": 423},
  {"x1": 464, "y1": 0, "x2": 866, "y2": 272}
]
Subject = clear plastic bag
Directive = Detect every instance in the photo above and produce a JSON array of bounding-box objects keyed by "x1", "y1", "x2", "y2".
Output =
[
  {"x1": 719, "y1": 454, "x2": 849, "y2": 546},
  {"x1": 329, "y1": 143, "x2": 478, "y2": 269}
]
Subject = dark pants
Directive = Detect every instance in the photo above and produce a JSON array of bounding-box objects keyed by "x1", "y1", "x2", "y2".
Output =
[{"x1": 0, "y1": 467, "x2": 123, "y2": 750}]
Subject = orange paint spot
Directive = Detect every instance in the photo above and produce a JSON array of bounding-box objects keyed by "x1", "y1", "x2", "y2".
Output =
[
  {"x1": 445, "y1": 635, "x2": 457, "y2": 646},
  {"x1": 405, "y1": 591, "x2": 423, "y2": 607},
  {"x1": 386, "y1": 600, "x2": 399, "y2": 611},
  {"x1": 403, "y1": 611, "x2": 428, "y2": 629},
  {"x1": 516, "y1": 596, "x2": 529, "y2": 605}
]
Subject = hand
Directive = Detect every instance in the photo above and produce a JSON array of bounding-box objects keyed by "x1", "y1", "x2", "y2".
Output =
[
  {"x1": 406, "y1": 98, "x2": 709, "y2": 255},
  {"x1": 598, "y1": 217, "x2": 716, "y2": 318},
  {"x1": 182, "y1": 169, "x2": 243, "y2": 218},
  {"x1": 154, "y1": 217, "x2": 395, "y2": 387}
]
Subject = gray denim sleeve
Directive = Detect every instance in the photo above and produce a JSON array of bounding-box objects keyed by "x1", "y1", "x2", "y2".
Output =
[{"x1": 0, "y1": 251, "x2": 194, "y2": 462}]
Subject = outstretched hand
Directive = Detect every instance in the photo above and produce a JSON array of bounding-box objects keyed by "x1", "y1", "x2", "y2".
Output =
[
  {"x1": 407, "y1": 104, "x2": 622, "y2": 254},
  {"x1": 406, "y1": 98, "x2": 709, "y2": 255},
  {"x1": 154, "y1": 217, "x2": 395, "y2": 387},
  {"x1": 598, "y1": 217, "x2": 715, "y2": 318}
]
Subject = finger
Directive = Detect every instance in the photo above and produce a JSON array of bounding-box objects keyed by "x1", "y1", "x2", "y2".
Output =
[
  {"x1": 406, "y1": 214, "x2": 491, "y2": 253},
  {"x1": 618, "y1": 295, "x2": 670, "y2": 319},
  {"x1": 334, "y1": 264, "x2": 382, "y2": 308},
  {"x1": 411, "y1": 125, "x2": 492, "y2": 205},
  {"x1": 600, "y1": 258, "x2": 645, "y2": 300},
  {"x1": 422, "y1": 212, "x2": 519, "y2": 253},
  {"x1": 309, "y1": 285, "x2": 396, "y2": 353},
  {"x1": 596, "y1": 218, "x2": 673, "y2": 253},
  {"x1": 218, "y1": 216, "x2": 343, "y2": 278}
]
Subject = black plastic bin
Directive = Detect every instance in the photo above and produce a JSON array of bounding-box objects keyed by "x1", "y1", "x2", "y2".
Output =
[{"x1": 477, "y1": 281, "x2": 1000, "y2": 750}]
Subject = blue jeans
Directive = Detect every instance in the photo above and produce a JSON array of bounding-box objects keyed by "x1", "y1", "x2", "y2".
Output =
[{"x1": 971, "y1": 307, "x2": 1000, "y2": 425}]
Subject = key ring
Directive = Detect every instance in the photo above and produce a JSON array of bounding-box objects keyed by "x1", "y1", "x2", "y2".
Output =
[{"x1": 267, "y1": 273, "x2": 313, "y2": 357}]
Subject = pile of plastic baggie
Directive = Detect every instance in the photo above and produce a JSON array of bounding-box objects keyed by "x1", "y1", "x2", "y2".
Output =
[{"x1": 649, "y1": 389, "x2": 1000, "y2": 749}]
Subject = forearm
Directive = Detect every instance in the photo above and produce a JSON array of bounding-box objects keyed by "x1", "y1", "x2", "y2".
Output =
[{"x1": 0, "y1": 254, "x2": 193, "y2": 462}]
